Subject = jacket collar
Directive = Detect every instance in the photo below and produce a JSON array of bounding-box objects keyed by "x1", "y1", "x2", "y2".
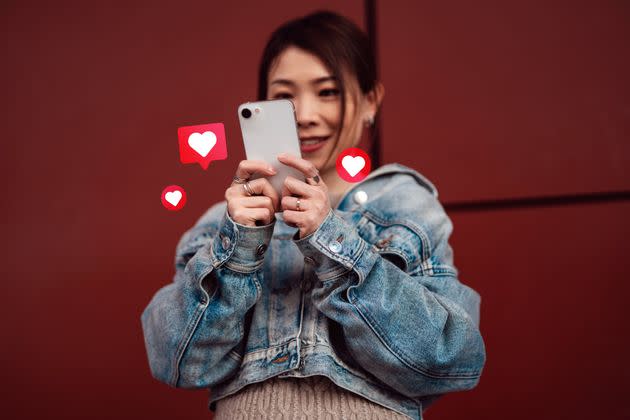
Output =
[
  {"x1": 275, "y1": 163, "x2": 437, "y2": 232},
  {"x1": 335, "y1": 163, "x2": 438, "y2": 211}
]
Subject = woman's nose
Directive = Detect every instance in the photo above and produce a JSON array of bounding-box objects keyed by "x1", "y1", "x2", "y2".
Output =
[{"x1": 294, "y1": 98, "x2": 318, "y2": 128}]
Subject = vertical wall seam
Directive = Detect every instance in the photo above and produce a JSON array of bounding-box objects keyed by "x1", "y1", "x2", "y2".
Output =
[{"x1": 365, "y1": 0, "x2": 382, "y2": 168}]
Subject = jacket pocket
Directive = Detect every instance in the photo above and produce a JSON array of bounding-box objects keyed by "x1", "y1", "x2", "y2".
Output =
[{"x1": 357, "y1": 210, "x2": 431, "y2": 275}]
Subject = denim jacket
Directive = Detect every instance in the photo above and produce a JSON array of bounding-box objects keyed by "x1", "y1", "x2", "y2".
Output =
[{"x1": 141, "y1": 163, "x2": 486, "y2": 420}]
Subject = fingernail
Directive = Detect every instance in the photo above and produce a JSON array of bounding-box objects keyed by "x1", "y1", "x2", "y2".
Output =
[
  {"x1": 268, "y1": 167, "x2": 277, "y2": 174},
  {"x1": 277, "y1": 153, "x2": 287, "y2": 159}
]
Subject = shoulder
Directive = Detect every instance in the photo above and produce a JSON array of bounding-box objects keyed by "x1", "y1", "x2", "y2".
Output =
[
  {"x1": 341, "y1": 163, "x2": 443, "y2": 218},
  {"x1": 340, "y1": 163, "x2": 454, "y2": 273},
  {"x1": 360, "y1": 162, "x2": 438, "y2": 197}
]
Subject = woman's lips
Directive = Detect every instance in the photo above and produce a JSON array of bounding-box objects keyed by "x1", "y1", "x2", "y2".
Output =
[{"x1": 300, "y1": 136, "x2": 329, "y2": 153}]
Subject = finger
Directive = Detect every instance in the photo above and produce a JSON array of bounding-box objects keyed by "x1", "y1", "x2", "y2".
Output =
[
  {"x1": 282, "y1": 209, "x2": 306, "y2": 228},
  {"x1": 250, "y1": 207, "x2": 274, "y2": 225},
  {"x1": 231, "y1": 207, "x2": 274, "y2": 226},
  {"x1": 304, "y1": 173, "x2": 322, "y2": 186},
  {"x1": 235, "y1": 159, "x2": 277, "y2": 181},
  {"x1": 277, "y1": 153, "x2": 319, "y2": 178},
  {"x1": 235, "y1": 196, "x2": 276, "y2": 217},
  {"x1": 282, "y1": 176, "x2": 318, "y2": 199},
  {"x1": 241, "y1": 178, "x2": 281, "y2": 211},
  {"x1": 281, "y1": 195, "x2": 307, "y2": 212},
  {"x1": 238, "y1": 195, "x2": 273, "y2": 208}
]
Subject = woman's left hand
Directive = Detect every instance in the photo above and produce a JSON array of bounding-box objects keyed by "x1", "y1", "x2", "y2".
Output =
[{"x1": 277, "y1": 153, "x2": 331, "y2": 239}]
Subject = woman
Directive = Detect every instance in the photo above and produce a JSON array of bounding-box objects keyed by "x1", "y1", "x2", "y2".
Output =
[{"x1": 142, "y1": 10, "x2": 486, "y2": 420}]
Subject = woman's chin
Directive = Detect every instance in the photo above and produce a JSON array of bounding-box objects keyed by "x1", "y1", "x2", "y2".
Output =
[{"x1": 300, "y1": 144, "x2": 337, "y2": 172}]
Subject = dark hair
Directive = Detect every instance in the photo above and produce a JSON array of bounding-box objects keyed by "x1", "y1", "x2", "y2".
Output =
[{"x1": 257, "y1": 10, "x2": 378, "y2": 167}]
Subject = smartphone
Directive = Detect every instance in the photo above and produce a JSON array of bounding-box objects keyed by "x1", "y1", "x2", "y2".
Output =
[{"x1": 238, "y1": 99, "x2": 304, "y2": 195}]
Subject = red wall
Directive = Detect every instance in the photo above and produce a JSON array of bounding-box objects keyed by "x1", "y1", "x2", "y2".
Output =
[
  {"x1": 378, "y1": 3, "x2": 630, "y2": 419},
  {"x1": 379, "y1": 1, "x2": 630, "y2": 202},
  {"x1": 3, "y1": 1, "x2": 629, "y2": 419}
]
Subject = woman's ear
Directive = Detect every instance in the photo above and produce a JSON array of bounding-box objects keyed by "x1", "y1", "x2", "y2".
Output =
[{"x1": 366, "y1": 82, "x2": 385, "y2": 118}]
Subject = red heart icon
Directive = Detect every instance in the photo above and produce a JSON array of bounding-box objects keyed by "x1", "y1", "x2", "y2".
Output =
[{"x1": 161, "y1": 185, "x2": 187, "y2": 211}]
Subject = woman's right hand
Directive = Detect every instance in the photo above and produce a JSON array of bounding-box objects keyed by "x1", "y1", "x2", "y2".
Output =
[{"x1": 225, "y1": 160, "x2": 280, "y2": 226}]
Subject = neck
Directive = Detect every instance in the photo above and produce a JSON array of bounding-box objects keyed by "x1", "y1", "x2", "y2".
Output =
[{"x1": 321, "y1": 166, "x2": 354, "y2": 208}]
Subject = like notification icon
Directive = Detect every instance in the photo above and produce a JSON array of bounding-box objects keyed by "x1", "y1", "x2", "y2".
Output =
[
  {"x1": 161, "y1": 185, "x2": 187, "y2": 211},
  {"x1": 336, "y1": 147, "x2": 371, "y2": 182},
  {"x1": 178, "y1": 122, "x2": 227, "y2": 169}
]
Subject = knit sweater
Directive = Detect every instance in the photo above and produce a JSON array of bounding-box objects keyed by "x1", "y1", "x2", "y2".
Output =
[{"x1": 212, "y1": 375, "x2": 411, "y2": 419}]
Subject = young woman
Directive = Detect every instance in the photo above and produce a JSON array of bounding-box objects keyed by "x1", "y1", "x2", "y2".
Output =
[{"x1": 142, "y1": 11, "x2": 486, "y2": 420}]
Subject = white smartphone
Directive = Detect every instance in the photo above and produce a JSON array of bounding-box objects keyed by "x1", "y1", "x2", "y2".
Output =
[{"x1": 238, "y1": 99, "x2": 304, "y2": 195}]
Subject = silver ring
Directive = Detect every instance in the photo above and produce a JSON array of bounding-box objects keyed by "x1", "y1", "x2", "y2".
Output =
[
  {"x1": 296, "y1": 198, "x2": 301, "y2": 211},
  {"x1": 232, "y1": 175, "x2": 248, "y2": 184},
  {"x1": 243, "y1": 182, "x2": 255, "y2": 196}
]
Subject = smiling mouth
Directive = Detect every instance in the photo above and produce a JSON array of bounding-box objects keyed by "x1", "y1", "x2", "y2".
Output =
[{"x1": 300, "y1": 136, "x2": 329, "y2": 145}]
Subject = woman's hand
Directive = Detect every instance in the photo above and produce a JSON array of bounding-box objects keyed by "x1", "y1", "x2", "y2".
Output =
[
  {"x1": 225, "y1": 160, "x2": 280, "y2": 226},
  {"x1": 277, "y1": 153, "x2": 331, "y2": 238}
]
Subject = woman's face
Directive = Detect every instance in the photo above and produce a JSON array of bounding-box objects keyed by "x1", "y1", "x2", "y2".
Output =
[{"x1": 266, "y1": 46, "x2": 372, "y2": 173}]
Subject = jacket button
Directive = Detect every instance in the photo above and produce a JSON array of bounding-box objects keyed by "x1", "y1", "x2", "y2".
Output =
[
  {"x1": 221, "y1": 235, "x2": 231, "y2": 250},
  {"x1": 328, "y1": 241, "x2": 342, "y2": 253},
  {"x1": 256, "y1": 243, "x2": 267, "y2": 256},
  {"x1": 353, "y1": 190, "x2": 368, "y2": 204}
]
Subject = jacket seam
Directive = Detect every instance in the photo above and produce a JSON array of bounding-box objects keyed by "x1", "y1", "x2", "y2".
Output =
[
  {"x1": 239, "y1": 338, "x2": 297, "y2": 360},
  {"x1": 171, "y1": 265, "x2": 219, "y2": 387},
  {"x1": 224, "y1": 260, "x2": 265, "y2": 274},
  {"x1": 171, "y1": 266, "x2": 214, "y2": 386},
  {"x1": 349, "y1": 295, "x2": 480, "y2": 379},
  {"x1": 313, "y1": 235, "x2": 367, "y2": 273},
  {"x1": 217, "y1": 341, "x2": 421, "y2": 419},
  {"x1": 320, "y1": 267, "x2": 353, "y2": 283},
  {"x1": 317, "y1": 265, "x2": 352, "y2": 281}
]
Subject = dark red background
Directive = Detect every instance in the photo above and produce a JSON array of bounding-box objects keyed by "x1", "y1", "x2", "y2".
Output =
[{"x1": 3, "y1": 1, "x2": 629, "y2": 419}]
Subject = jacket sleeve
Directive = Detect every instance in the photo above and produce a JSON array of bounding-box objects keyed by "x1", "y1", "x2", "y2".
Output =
[
  {"x1": 140, "y1": 204, "x2": 273, "y2": 389},
  {"x1": 293, "y1": 185, "x2": 486, "y2": 399}
]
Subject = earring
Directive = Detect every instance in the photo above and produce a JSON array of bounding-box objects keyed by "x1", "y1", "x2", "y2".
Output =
[{"x1": 365, "y1": 115, "x2": 374, "y2": 127}]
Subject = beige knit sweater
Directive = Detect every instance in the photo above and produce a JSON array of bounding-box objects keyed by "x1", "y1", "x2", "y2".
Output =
[{"x1": 212, "y1": 375, "x2": 410, "y2": 419}]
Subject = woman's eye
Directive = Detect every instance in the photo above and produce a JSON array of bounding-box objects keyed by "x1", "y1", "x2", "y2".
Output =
[
  {"x1": 273, "y1": 92, "x2": 293, "y2": 99},
  {"x1": 320, "y1": 89, "x2": 340, "y2": 97}
]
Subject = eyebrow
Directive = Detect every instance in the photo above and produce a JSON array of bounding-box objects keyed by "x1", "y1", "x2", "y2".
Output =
[{"x1": 270, "y1": 76, "x2": 337, "y2": 86}]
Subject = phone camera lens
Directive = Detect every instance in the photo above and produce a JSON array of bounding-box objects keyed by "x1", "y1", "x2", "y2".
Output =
[{"x1": 241, "y1": 108, "x2": 252, "y2": 119}]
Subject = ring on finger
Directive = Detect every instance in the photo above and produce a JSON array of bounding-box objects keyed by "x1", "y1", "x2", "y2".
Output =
[
  {"x1": 243, "y1": 181, "x2": 255, "y2": 196},
  {"x1": 296, "y1": 198, "x2": 301, "y2": 211}
]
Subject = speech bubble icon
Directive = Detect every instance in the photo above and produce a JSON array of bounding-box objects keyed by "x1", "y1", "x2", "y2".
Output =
[
  {"x1": 161, "y1": 185, "x2": 187, "y2": 211},
  {"x1": 178, "y1": 122, "x2": 227, "y2": 169}
]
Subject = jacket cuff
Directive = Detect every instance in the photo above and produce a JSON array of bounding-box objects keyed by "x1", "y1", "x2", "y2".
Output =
[
  {"x1": 293, "y1": 209, "x2": 378, "y2": 281},
  {"x1": 211, "y1": 209, "x2": 275, "y2": 272}
]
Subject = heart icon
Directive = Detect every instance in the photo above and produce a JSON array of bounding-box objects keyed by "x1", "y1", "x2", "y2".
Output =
[
  {"x1": 164, "y1": 190, "x2": 182, "y2": 206},
  {"x1": 341, "y1": 155, "x2": 366, "y2": 177},
  {"x1": 161, "y1": 185, "x2": 187, "y2": 211},
  {"x1": 188, "y1": 131, "x2": 217, "y2": 157}
]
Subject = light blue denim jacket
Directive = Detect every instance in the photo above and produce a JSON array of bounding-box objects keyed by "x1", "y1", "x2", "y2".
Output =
[{"x1": 141, "y1": 163, "x2": 486, "y2": 420}]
